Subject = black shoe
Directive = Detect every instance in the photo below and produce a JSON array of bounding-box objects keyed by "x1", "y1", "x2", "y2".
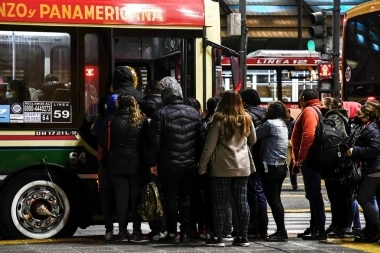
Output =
[
  {"x1": 297, "y1": 227, "x2": 313, "y2": 238},
  {"x1": 232, "y1": 236, "x2": 249, "y2": 247},
  {"x1": 180, "y1": 232, "x2": 190, "y2": 243},
  {"x1": 354, "y1": 227, "x2": 380, "y2": 242},
  {"x1": 327, "y1": 227, "x2": 346, "y2": 238},
  {"x1": 265, "y1": 231, "x2": 288, "y2": 242},
  {"x1": 325, "y1": 225, "x2": 336, "y2": 234},
  {"x1": 206, "y1": 236, "x2": 225, "y2": 247},
  {"x1": 302, "y1": 229, "x2": 327, "y2": 240},
  {"x1": 292, "y1": 185, "x2": 299, "y2": 191},
  {"x1": 160, "y1": 233, "x2": 180, "y2": 244}
]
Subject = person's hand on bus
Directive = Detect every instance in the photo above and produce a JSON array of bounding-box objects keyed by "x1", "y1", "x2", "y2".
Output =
[{"x1": 150, "y1": 165, "x2": 158, "y2": 176}]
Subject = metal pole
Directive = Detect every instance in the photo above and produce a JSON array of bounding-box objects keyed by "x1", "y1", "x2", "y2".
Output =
[
  {"x1": 333, "y1": 0, "x2": 340, "y2": 100},
  {"x1": 297, "y1": 0, "x2": 302, "y2": 49},
  {"x1": 239, "y1": 0, "x2": 247, "y2": 90}
]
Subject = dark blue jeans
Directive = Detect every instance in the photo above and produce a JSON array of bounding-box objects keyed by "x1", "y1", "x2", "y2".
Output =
[
  {"x1": 247, "y1": 173, "x2": 268, "y2": 235},
  {"x1": 357, "y1": 176, "x2": 380, "y2": 228},
  {"x1": 301, "y1": 160, "x2": 326, "y2": 231}
]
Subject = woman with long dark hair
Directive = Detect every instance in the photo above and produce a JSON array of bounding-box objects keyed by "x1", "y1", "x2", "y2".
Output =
[
  {"x1": 255, "y1": 101, "x2": 290, "y2": 242},
  {"x1": 198, "y1": 90, "x2": 256, "y2": 247}
]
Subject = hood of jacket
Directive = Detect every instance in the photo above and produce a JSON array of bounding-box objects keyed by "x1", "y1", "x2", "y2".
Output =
[
  {"x1": 160, "y1": 77, "x2": 183, "y2": 104},
  {"x1": 113, "y1": 66, "x2": 134, "y2": 90}
]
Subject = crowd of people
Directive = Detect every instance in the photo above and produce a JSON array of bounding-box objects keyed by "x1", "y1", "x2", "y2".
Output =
[{"x1": 95, "y1": 66, "x2": 380, "y2": 247}]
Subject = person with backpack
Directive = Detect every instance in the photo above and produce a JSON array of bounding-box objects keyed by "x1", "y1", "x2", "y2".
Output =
[
  {"x1": 346, "y1": 101, "x2": 380, "y2": 243},
  {"x1": 320, "y1": 97, "x2": 350, "y2": 238},
  {"x1": 291, "y1": 89, "x2": 327, "y2": 240},
  {"x1": 240, "y1": 89, "x2": 269, "y2": 239}
]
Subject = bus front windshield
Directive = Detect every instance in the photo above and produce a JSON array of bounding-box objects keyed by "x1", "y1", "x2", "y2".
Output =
[{"x1": 343, "y1": 11, "x2": 380, "y2": 103}]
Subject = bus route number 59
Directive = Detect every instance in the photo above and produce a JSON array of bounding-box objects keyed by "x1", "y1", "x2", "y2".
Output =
[{"x1": 52, "y1": 103, "x2": 71, "y2": 123}]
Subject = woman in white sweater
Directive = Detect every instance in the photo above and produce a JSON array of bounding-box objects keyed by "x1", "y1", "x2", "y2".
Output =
[{"x1": 199, "y1": 90, "x2": 256, "y2": 247}]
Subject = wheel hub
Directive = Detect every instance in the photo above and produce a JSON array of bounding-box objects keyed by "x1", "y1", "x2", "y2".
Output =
[{"x1": 17, "y1": 188, "x2": 62, "y2": 231}]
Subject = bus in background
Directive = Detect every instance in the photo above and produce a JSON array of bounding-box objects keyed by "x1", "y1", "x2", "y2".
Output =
[
  {"x1": 221, "y1": 50, "x2": 321, "y2": 117},
  {"x1": 0, "y1": 0, "x2": 222, "y2": 239},
  {"x1": 342, "y1": 1, "x2": 380, "y2": 105}
]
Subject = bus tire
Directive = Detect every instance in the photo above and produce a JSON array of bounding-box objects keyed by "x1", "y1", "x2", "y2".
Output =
[{"x1": 0, "y1": 170, "x2": 80, "y2": 239}]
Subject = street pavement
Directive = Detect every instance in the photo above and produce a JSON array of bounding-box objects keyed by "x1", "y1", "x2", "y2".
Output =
[{"x1": 1, "y1": 174, "x2": 379, "y2": 252}]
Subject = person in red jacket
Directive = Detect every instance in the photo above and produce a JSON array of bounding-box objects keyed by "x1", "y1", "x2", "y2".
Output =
[{"x1": 291, "y1": 89, "x2": 327, "y2": 241}]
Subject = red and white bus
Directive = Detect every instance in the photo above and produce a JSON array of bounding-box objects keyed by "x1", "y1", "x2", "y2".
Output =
[
  {"x1": 0, "y1": 0, "x2": 223, "y2": 239},
  {"x1": 222, "y1": 50, "x2": 323, "y2": 117}
]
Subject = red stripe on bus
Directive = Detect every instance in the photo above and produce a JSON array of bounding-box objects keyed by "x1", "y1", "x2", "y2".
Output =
[{"x1": 0, "y1": 135, "x2": 77, "y2": 141}]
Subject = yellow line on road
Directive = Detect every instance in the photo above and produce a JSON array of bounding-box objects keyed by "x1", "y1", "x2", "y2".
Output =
[{"x1": 0, "y1": 237, "x2": 100, "y2": 246}]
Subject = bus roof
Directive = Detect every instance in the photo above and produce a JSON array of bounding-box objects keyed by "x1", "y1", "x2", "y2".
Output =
[
  {"x1": 247, "y1": 50, "x2": 320, "y2": 58},
  {"x1": 345, "y1": 0, "x2": 380, "y2": 20}
]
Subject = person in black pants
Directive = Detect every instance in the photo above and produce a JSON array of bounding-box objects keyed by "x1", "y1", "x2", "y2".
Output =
[
  {"x1": 255, "y1": 101, "x2": 290, "y2": 242},
  {"x1": 147, "y1": 77, "x2": 205, "y2": 244}
]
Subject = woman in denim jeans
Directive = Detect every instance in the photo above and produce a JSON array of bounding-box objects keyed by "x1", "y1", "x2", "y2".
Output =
[{"x1": 255, "y1": 101, "x2": 290, "y2": 242}]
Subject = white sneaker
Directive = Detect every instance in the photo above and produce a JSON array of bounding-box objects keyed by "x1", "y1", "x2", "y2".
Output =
[
  {"x1": 223, "y1": 234, "x2": 234, "y2": 242},
  {"x1": 152, "y1": 232, "x2": 167, "y2": 241},
  {"x1": 104, "y1": 231, "x2": 114, "y2": 241}
]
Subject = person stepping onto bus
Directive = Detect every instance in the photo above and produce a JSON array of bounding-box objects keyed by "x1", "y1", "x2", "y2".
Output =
[
  {"x1": 255, "y1": 101, "x2": 290, "y2": 242},
  {"x1": 113, "y1": 66, "x2": 145, "y2": 101},
  {"x1": 99, "y1": 94, "x2": 149, "y2": 242},
  {"x1": 199, "y1": 90, "x2": 256, "y2": 247},
  {"x1": 147, "y1": 77, "x2": 205, "y2": 244},
  {"x1": 240, "y1": 89, "x2": 269, "y2": 239},
  {"x1": 291, "y1": 89, "x2": 327, "y2": 241}
]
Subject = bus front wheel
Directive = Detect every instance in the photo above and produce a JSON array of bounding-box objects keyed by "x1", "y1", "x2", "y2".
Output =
[{"x1": 0, "y1": 170, "x2": 80, "y2": 239}]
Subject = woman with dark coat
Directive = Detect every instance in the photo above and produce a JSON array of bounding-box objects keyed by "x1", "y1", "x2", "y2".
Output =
[
  {"x1": 346, "y1": 101, "x2": 380, "y2": 242},
  {"x1": 99, "y1": 93, "x2": 148, "y2": 242}
]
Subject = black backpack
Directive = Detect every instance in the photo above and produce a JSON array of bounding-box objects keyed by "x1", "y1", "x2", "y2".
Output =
[{"x1": 310, "y1": 107, "x2": 346, "y2": 175}]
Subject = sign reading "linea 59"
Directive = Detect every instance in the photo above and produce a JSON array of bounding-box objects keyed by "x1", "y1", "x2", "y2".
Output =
[{"x1": 0, "y1": 0, "x2": 205, "y2": 26}]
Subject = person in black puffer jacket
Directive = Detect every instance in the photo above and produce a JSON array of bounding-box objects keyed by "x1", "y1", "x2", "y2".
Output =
[
  {"x1": 113, "y1": 66, "x2": 145, "y2": 101},
  {"x1": 139, "y1": 80, "x2": 164, "y2": 118},
  {"x1": 147, "y1": 77, "x2": 205, "y2": 244},
  {"x1": 99, "y1": 94, "x2": 149, "y2": 242},
  {"x1": 240, "y1": 89, "x2": 269, "y2": 238},
  {"x1": 347, "y1": 101, "x2": 380, "y2": 243}
]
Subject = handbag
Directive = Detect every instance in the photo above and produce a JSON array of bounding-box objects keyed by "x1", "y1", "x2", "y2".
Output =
[
  {"x1": 338, "y1": 156, "x2": 364, "y2": 188},
  {"x1": 337, "y1": 124, "x2": 366, "y2": 188}
]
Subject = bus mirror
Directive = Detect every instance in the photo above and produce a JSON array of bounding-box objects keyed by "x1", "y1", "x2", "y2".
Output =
[{"x1": 230, "y1": 56, "x2": 242, "y2": 91}]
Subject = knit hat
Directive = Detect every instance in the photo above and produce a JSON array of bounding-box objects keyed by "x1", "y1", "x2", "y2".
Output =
[
  {"x1": 160, "y1": 77, "x2": 183, "y2": 104},
  {"x1": 240, "y1": 89, "x2": 261, "y2": 106}
]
